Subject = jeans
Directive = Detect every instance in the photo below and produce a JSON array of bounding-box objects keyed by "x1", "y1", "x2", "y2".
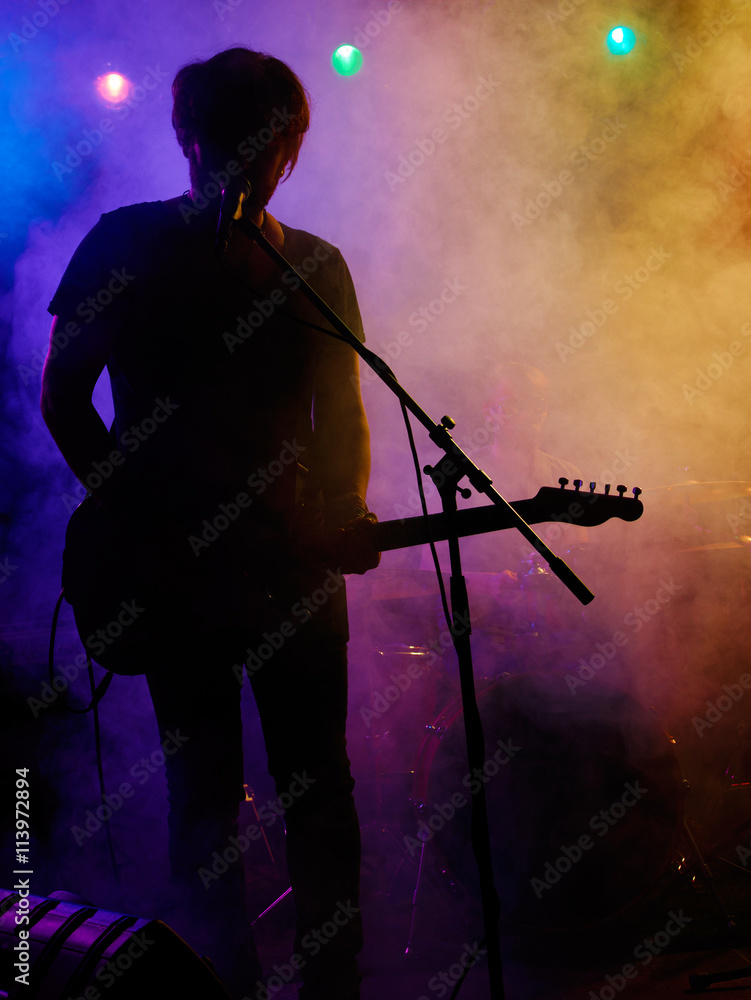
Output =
[{"x1": 145, "y1": 624, "x2": 362, "y2": 1000}]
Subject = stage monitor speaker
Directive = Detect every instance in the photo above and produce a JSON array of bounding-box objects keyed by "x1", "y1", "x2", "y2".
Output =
[{"x1": 0, "y1": 888, "x2": 232, "y2": 999}]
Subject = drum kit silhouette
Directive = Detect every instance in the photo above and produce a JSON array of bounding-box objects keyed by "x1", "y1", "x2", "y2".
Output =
[{"x1": 350, "y1": 479, "x2": 751, "y2": 939}]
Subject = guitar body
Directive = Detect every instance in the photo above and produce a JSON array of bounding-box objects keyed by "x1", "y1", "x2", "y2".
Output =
[{"x1": 62, "y1": 496, "x2": 204, "y2": 673}]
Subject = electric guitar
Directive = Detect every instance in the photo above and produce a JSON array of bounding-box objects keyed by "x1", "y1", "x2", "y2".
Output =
[{"x1": 61, "y1": 481, "x2": 643, "y2": 673}]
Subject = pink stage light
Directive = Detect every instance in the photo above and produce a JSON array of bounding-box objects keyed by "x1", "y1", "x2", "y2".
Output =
[{"x1": 96, "y1": 72, "x2": 130, "y2": 104}]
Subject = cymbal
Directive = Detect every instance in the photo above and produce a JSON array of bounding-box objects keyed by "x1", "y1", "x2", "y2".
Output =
[{"x1": 647, "y1": 481, "x2": 751, "y2": 504}]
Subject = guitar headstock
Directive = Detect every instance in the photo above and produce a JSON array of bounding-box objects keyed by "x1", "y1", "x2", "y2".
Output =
[{"x1": 533, "y1": 478, "x2": 644, "y2": 525}]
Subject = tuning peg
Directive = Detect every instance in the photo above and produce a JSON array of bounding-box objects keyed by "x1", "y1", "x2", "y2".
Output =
[
  {"x1": 604, "y1": 484, "x2": 611, "y2": 495},
  {"x1": 589, "y1": 482, "x2": 596, "y2": 493},
  {"x1": 573, "y1": 479, "x2": 582, "y2": 492},
  {"x1": 632, "y1": 487, "x2": 642, "y2": 499},
  {"x1": 616, "y1": 485, "x2": 627, "y2": 497},
  {"x1": 558, "y1": 477, "x2": 569, "y2": 488},
  {"x1": 441, "y1": 415, "x2": 455, "y2": 430}
]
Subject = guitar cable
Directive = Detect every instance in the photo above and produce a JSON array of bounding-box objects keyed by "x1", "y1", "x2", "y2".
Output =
[
  {"x1": 48, "y1": 588, "x2": 114, "y2": 714},
  {"x1": 49, "y1": 588, "x2": 123, "y2": 902},
  {"x1": 400, "y1": 401, "x2": 453, "y2": 631}
]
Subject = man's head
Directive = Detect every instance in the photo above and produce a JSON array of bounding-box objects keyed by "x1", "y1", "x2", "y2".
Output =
[{"x1": 172, "y1": 47, "x2": 310, "y2": 205}]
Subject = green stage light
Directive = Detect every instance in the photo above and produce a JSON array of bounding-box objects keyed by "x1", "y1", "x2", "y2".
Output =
[
  {"x1": 332, "y1": 45, "x2": 363, "y2": 76},
  {"x1": 606, "y1": 26, "x2": 637, "y2": 55}
]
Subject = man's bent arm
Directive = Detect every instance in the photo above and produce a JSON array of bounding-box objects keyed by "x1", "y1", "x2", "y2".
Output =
[
  {"x1": 40, "y1": 314, "x2": 119, "y2": 497},
  {"x1": 313, "y1": 342, "x2": 371, "y2": 511}
]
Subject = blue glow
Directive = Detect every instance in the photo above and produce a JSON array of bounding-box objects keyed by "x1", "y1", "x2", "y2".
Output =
[{"x1": 606, "y1": 26, "x2": 637, "y2": 56}]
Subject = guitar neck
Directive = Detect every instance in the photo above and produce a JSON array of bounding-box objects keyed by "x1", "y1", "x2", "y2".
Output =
[{"x1": 374, "y1": 487, "x2": 643, "y2": 553}]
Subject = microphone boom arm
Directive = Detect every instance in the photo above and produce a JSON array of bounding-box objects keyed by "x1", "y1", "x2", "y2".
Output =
[{"x1": 233, "y1": 213, "x2": 593, "y2": 604}]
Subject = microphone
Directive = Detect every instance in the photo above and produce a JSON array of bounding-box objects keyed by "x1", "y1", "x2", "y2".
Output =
[{"x1": 214, "y1": 174, "x2": 251, "y2": 260}]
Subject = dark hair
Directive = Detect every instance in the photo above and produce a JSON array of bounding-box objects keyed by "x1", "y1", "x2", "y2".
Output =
[{"x1": 172, "y1": 47, "x2": 310, "y2": 182}]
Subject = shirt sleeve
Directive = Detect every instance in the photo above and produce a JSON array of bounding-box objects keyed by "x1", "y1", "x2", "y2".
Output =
[
  {"x1": 332, "y1": 250, "x2": 365, "y2": 344},
  {"x1": 279, "y1": 225, "x2": 365, "y2": 344},
  {"x1": 47, "y1": 209, "x2": 135, "y2": 327}
]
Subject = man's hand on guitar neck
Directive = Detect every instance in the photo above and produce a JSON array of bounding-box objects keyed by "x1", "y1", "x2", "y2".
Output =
[
  {"x1": 323, "y1": 491, "x2": 380, "y2": 575},
  {"x1": 332, "y1": 511, "x2": 381, "y2": 575},
  {"x1": 291, "y1": 492, "x2": 381, "y2": 575}
]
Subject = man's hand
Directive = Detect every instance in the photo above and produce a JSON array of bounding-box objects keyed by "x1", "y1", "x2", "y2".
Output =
[
  {"x1": 321, "y1": 492, "x2": 380, "y2": 575},
  {"x1": 289, "y1": 498, "x2": 380, "y2": 574},
  {"x1": 333, "y1": 512, "x2": 381, "y2": 575}
]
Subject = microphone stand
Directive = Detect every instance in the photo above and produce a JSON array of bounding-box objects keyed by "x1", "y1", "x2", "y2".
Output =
[{"x1": 234, "y1": 214, "x2": 595, "y2": 1000}]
